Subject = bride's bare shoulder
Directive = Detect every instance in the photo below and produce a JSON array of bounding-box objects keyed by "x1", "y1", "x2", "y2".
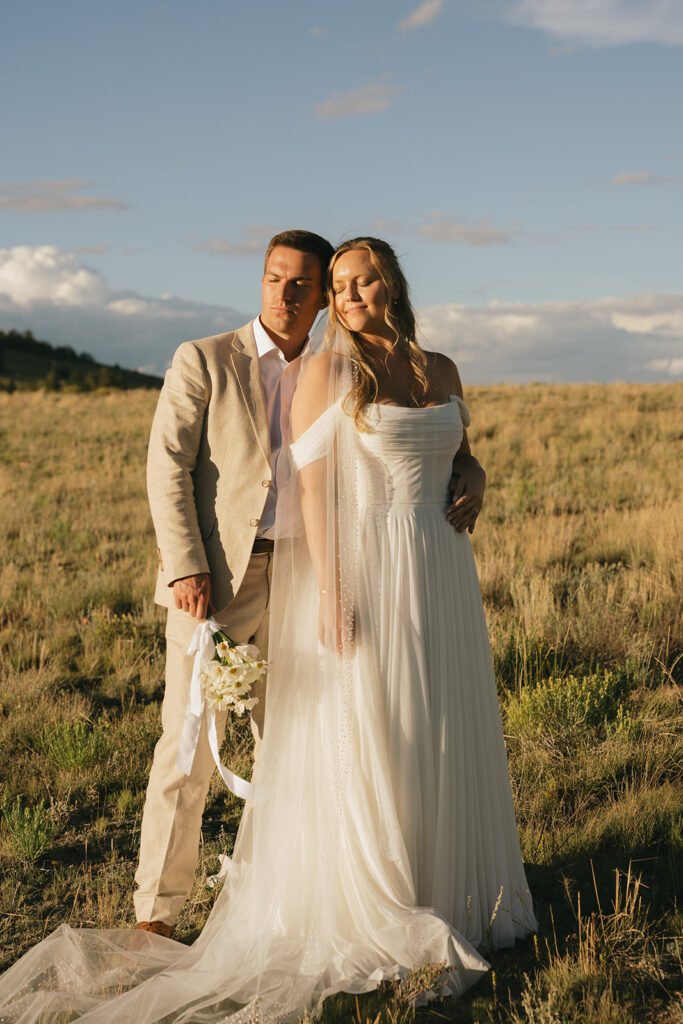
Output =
[
  {"x1": 292, "y1": 350, "x2": 341, "y2": 433},
  {"x1": 295, "y1": 350, "x2": 338, "y2": 401},
  {"x1": 300, "y1": 348, "x2": 336, "y2": 382},
  {"x1": 423, "y1": 350, "x2": 464, "y2": 398}
]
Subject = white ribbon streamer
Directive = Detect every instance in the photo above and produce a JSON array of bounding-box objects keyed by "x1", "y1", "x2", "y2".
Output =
[
  {"x1": 205, "y1": 853, "x2": 233, "y2": 890},
  {"x1": 174, "y1": 617, "x2": 258, "y2": 802}
]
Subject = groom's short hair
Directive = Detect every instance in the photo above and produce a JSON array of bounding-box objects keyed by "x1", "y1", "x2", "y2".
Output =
[{"x1": 264, "y1": 230, "x2": 334, "y2": 283}]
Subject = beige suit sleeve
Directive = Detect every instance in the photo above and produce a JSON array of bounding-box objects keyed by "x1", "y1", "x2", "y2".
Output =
[{"x1": 147, "y1": 341, "x2": 211, "y2": 587}]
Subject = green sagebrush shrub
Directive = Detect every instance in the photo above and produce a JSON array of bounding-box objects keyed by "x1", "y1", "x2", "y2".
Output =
[
  {"x1": 1, "y1": 798, "x2": 54, "y2": 864},
  {"x1": 505, "y1": 670, "x2": 631, "y2": 749},
  {"x1": 38, "y1": 718, "x2": 111, "y2": 772}
]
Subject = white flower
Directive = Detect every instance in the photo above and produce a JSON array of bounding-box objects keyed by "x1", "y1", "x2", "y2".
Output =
[
  {"x1": 201, "y1": 660, "x2": 223, "y2": 684},
  {"x1": 233, "y1": 643, "x2": 260, "y2": 659},
  {"x1": 241, "y1": 666, "x2": 262, "y2": 685}
]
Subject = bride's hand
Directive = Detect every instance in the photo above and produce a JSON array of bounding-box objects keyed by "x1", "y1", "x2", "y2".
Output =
[{"x1": 318, "y1": 590, "x2": 355, "y2": 656}]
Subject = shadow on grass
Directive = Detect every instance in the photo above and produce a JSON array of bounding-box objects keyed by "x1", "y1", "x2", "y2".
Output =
[{"x1": 344, "y1": 831, "x2": 681, "y2": 1023}]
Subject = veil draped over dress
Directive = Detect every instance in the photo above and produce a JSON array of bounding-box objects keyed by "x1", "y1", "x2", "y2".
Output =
[{"x1": 0, "y1": 326, "x2": 535, "y2": 1023}]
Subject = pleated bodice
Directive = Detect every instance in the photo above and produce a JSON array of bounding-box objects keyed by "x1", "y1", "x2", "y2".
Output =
[{"x1": 356, "y1": 397, "x2": 467, "y2": 510}]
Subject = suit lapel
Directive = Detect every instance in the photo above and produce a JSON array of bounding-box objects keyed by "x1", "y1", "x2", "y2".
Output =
[{"x1": 230, "y1": 323, "x2": 270, "y2": 463}]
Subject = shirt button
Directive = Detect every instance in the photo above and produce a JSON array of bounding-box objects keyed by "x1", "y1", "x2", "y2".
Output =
[
  {"x1": 249, "y1": 518, "x2": 259, "y2": 527},
  {"x1": 262, "y1": 479, "x2": 271, "y2": 488}
]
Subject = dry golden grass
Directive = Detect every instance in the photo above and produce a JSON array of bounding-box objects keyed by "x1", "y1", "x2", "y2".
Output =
[{"x1": 0, "y1": 383, "x2": 681, "y2": 1023}]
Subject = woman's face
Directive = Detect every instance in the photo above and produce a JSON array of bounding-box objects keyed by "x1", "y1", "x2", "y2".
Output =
[{"x1": 332, "y1": 250, "x2": 392, "y2": 339}]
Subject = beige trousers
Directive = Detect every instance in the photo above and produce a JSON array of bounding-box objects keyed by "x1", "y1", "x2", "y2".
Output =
[{"x1": 134, "y1": 552, "x2": 272, "y2": 925}]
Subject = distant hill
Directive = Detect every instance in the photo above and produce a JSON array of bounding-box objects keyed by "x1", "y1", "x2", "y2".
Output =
[{"x1": 0, "y1": 329, "x2": 163, "y2": 391}]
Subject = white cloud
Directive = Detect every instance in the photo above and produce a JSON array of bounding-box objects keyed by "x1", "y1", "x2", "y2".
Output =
[
  {"x1": 0, "y1": 179, "x2": 126, "y2": 211},
  {"x1": 399, "y1": 0, "x2": 444, "y2": 32},
  {"x1": 610, "y1": 309, "x2": 683, "y2": 336},
  {"x1": 0, "y1": 246, "x2": 249, "y2": 373},
  {"x1": 313, "y1": 79, "x2": 401, "y2": 121},
  {"x1": 194, "y1": 225, "x2": 279, "y2": 256},
  {"x1": 645, "y1": 357, "x2": 683, "y2": 376},
  {"x1": 0, "y1": 246, "x2": 109, "y2": 308},
  {"x1": 508, "y1": 0, "x2": 683, "y2": 47},
  {"x1": 611, "y1": 170, "x2": 682, "y2": 185},
  {"x1": 416, "y1": 215, "x2": 515, "y2": 246},
  {"x1": 418, "y1": 292, "x2": 683, "y2": 383},
  {"x1": 107, "y1": 298, "x2": 153, "y2": 316}
]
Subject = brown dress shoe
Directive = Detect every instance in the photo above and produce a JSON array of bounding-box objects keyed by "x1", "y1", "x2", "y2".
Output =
[{"x1": 136, "y1": 920, "x2": 174, "y2": 939}]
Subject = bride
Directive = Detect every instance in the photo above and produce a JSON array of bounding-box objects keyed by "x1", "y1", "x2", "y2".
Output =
[{"x1": 0, "y1": 237, "x2": 536, "y2": 1022}]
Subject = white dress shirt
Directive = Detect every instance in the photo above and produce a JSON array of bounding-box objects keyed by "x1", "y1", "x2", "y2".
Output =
[{"x1": 252, "y1": 317, "x2": 302, "y2": 540}]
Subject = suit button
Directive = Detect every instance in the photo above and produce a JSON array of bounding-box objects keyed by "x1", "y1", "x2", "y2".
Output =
[
  {"x1": 249, "y1": 518, "x2": 259, "y2": 527},
  {"x1": 262, "y1": 479, "x2": 271, "y2": 488}
]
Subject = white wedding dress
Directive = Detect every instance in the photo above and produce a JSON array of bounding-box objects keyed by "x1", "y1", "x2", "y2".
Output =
[
  {"x1": 0, "y1": 393, "x2": 536, "y2": 1023},
  {"x1": 354, "y1": 398, "x2": 534, "y2": 944}
]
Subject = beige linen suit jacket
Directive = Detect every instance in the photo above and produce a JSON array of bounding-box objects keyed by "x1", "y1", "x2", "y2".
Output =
[{"x1": 148, "y1": 323, "x2": 272, "y2": 612}]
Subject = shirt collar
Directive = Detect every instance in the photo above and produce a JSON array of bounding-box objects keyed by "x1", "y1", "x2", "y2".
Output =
[{"x1": 253, "y1": 317, "x2": 287, "y2": 361}]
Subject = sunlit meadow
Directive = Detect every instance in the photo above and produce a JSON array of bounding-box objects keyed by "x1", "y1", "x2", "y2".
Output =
[{"x1": 0, "y1": 384, "x2": 681, "y2": 1023}]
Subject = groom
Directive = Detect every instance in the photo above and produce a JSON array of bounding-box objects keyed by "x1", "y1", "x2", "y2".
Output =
[{"x1": 135, "y1": 229, "x2": 334, "y2": 936}]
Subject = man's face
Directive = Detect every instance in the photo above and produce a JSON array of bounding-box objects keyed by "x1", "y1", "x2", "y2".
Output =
[{"x1": 261, "y1": 246, "x2": 325, "y2": 344}]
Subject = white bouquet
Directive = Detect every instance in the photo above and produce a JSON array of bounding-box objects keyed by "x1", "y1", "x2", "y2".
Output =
[{"x1": 199, "y1": 629, "x2": 267, "y2": 715}]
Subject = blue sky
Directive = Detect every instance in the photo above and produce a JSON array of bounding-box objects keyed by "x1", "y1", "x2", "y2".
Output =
[{"x1": 1, "y1": 0, "x2": 681, "y2": 382}]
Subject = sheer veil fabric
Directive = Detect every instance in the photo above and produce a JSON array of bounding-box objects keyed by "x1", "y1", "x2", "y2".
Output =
[{"x1": 0, "y1": 324, "x2": 534, "y2": 1023}]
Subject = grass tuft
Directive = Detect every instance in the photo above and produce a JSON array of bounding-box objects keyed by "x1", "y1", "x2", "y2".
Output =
[
  {"x1": 38, "y1": 718, "x2": 111, "y2": 772},
  {"x1": 505, "y1": 669, "x2": 630, "y2": 750},
  {"x1": 508, "y1": 866, "x2": 681, "y2": 1024},
  {"x1": 1, "y1": 798, "x2": 55, "y2": 864}
]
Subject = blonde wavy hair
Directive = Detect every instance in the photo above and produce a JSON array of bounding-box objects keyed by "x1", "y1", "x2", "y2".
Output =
[{"x1": 326, "y1": 237, "x2": 428, "y2": 430}]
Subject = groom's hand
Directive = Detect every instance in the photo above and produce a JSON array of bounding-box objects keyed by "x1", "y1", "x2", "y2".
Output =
[
  {"x1": 447, "y1": 455, "x2": 486, "y2": 534},
  {"x1": 172, "y1": 572, "x2": 213, "y2": 619}
]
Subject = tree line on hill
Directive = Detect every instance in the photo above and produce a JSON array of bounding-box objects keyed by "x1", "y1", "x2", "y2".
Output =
[{"x1": 0, "y1": 329, "x2": 163, "y2": 392}]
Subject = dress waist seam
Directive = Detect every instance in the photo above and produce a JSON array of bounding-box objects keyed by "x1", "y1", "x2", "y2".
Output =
[{"x1": 361, "y1": 500, "x2": 447, "y2": 509}]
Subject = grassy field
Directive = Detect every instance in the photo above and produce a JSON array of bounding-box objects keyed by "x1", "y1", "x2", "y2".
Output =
[{"x1": 0, "y1": 384, "x2": 681, "y2": 1023}]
